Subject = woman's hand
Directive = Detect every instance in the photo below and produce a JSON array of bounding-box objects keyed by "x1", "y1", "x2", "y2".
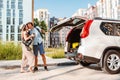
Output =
[{"x1": 31, "y1": 33, "x2": 35, "y2": 38}]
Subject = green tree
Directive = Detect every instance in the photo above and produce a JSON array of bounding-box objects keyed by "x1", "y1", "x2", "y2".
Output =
[
  {"x1": 40, "y1": 21, "x2": 47, "y2": 32},
  {"x1": 34, "y1": 18, "x2": 40, "y2": 27},
  {"x1": 34, "y1": 18, "x2": 47, "y2": 32}
]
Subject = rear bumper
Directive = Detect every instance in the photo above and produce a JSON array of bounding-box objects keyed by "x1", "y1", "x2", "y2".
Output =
[
  {"x1": 76, "y1": 53, "x2": 100, "y2": 64},
  {"x1": 65, "y1": 52, "x2": 100, "y2": 63}
]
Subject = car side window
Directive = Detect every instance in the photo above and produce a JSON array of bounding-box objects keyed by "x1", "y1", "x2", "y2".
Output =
[
  {"x1": 100, "y1": 22, "x2": 120, "y2": 36},
  {"x1": 115, "y1": 24, "x2": 120, "y2": 36}
]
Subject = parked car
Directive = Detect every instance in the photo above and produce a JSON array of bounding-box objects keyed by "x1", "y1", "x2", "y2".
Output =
[{"x1": 50, "y1": 16, "x2": 120, "y2": 74}]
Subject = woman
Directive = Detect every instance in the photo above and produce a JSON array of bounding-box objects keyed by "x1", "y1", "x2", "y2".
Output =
[{"x1": 20, "y1": 24, "x2": 35, "y2": 73}]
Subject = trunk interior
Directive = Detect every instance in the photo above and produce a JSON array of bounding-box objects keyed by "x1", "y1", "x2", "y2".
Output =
[{"x1": 67, "y1": 27, "x2": 82, "y2": 52}]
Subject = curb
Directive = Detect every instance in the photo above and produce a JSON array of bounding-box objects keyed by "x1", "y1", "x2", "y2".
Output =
[{"x1": 0, "y1": 62, "x2": 78, "y2": 69}]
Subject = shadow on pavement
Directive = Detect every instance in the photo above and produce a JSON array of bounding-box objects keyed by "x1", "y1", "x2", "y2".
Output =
[
  {"x1": 86, "y1": 64, "x2": 102, "y2": 71},
  {"x1": 0, "y1": 62, "x2": 78, "y2": 70},
  {"x1": 42, "y1": 67, "x2": 84, "y2": 80}
]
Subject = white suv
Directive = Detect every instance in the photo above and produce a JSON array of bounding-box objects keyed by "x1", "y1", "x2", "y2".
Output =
[{"x1": 50, "y1": 16, "x2": 120, "y2": 74}]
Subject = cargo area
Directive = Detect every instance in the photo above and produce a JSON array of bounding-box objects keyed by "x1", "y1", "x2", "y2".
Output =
[{"x1": 66, "y1": 27, "x2": 82, "y2": 52}]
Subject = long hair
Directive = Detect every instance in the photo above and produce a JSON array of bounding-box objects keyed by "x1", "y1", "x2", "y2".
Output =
[{"x1": 21, "y1": 24, "x2": 26, "y2": 31}]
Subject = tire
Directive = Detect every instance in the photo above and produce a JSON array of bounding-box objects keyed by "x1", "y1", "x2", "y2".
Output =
[
  {"x1": 102, "y1": 50, "x2": 120, "y2": 74},
  {"x1": 80, "y1": 61, "x2": 91, "y2": 66}
]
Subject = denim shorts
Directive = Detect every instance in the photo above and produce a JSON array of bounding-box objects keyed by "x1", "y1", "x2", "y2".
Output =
[{"x1": 33, "y1": 42, "x2": 45, "y2": 56}]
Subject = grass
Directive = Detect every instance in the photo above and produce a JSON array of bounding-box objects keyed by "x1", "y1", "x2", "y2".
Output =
[
  {"x1": 45, "y1": 48, "x2": 65, "y2": 59},
  {"x1": 0, "y1": 41, "x2": 65, "y2": 60},
  {"x1": 0, "y1": 42, "x2": 22, "y2": 60}
]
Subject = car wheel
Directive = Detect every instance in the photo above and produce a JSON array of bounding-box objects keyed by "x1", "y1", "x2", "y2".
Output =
[
  {"x1": 102, "y1": 50, "x2": 120, "y2": 74},
  {"x1": 80, "y1": 61, "x2": 91, "y2": 66}
]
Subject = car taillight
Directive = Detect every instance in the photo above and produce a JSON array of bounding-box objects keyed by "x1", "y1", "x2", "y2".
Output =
[{"x1": 80, "y1": 20, "x2": 93, "y2": 38}]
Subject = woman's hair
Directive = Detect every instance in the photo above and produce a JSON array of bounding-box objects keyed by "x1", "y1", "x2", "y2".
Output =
[{"x1": 21, "y1": 24, "x2": 26, "y2": 31}]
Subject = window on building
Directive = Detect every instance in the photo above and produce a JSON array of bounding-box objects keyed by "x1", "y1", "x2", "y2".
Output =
[
  {"x1": 45, "y1": 12, "x2": 47, "y2": 17},
  {"x1": 18, "y1": 34, "x2": 21, "y2": 41},
  {"x1": 118, "y1": 10, "x2": 120, "y2": 19},
  {"x1": 0, "y1": 34, "x2": 2, "y2": 40},
  {"x1": 6, "y1": 26, "x2": 9, "y2": 33},
  {"x1": 19, "y1": 10, "x2": 23, "y2": 17},
  {"x1": 0, "y1": 0, "x2": 3, "y2": 8},
  {"x1": 19, "y1": 18, "x2": 23, "y2": 25},
  {"x1": 11, "y1": 25, "x2": 14, "y2": 33},
  {"x1": 6, "y1": 34, "x2": 8, "y2": 41},
  {"x1": 10, "y1": 34, "x2": 14, "y2": 41},
  {"x1": 11, "y1": 1, "x2": 15, "y2": 9},
  {"x1": 18, "y1": 25, "x2": 21, "y2": 33},
  {"x1": 40, "y1": 12, "x2": 43, "y2": 18},
  {"x1": 13, "y1": 9, "x2": 15, "y2": 17},
  {"x1": 11, "y1": 0, "x2": 15, "y2": 2},
  {"x1": 13, "y1": 17, "x2": 15, "y2": 24},
  {"x1": 7, "y1": 0, "x2": 9, "y2": 9},
  {"x1": 0, "y1": 9, "x2": 2, "y2": 16},
  {"x1": 100, "y1": 22, "x2": 120, "y2": 36},
  {"x1": 0, "y1": 21, "x2": 1, "y2": 25},
  {"x1": 18, "y1": 0, "x2": 23, "y2": 1},
  {"x1": 7, "y1": 17, "x2": 11, "y2": 24},
  {"x1": 0, "y1": 17, "x2": 1, "y2": 25},
  {"x1": 0, "y1": 25, "x2": 2, "y2": 33},
  {"x1": 18, "y1": 1, "x2": 23, "y2": 9},
  {"x1": 7, "y1": 9, "x2": 11, "y2": 16}
]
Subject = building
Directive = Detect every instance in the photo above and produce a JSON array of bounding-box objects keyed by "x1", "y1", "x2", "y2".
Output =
[
  {"x1": 0, "y1": 0, "x2": 33, "y2": 42},
  {"x1": 34, "y1": 9, "x2": 49, "y2": 26},
  {"x1": 72, "y1": 0, "x2": 120, "y2": 20},
  {"x1": 59, "y1": 26, "x2": 72, "y2": 47},
  {"x1": 49, "y1": 17, "x2": 60, "y2": 47},
  {"x1": 86, "y1": 5, "x2": 97, "y2": 19},
  {"x1": 96, "y1": 0, "x2": 120, "y2": 19},
  {"x1": 72, "y1": 9, "x2": 87, "y2": 17},
  {"x1": 49, "y1": 17, "x2": 71, "y2": 47},
  {"x1": 34, "y1": 8, "x2": 50, "y2": 47},
  {"x1": 58, "y1": 18, "x2": 71, "y2": 47},
  {"x1": 96, "y1": 0, "x2": 112, "y2": 18}
]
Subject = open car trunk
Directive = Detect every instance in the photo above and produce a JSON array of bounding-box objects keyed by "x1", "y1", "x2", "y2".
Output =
[
  {"x1": 66, "y1": 27, "x2": 82, "y2": 51},
  {"x1": 50, "y1": 16, "x2": 88, "y2": 60}
]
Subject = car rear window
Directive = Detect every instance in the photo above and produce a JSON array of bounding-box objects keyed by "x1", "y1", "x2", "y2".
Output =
[{"x1": 100, "y1": 22, "x2": 120, "y2": 36}]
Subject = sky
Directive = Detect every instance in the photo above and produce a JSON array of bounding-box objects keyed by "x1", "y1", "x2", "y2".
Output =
[{"x1": 34, "y1": 0, "x2": 98, "y2": 18}]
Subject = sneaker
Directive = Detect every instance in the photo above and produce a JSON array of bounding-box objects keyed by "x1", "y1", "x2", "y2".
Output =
[
  {"x1": 44, "y1": 66, "x2": 48, "y2": 71},
  {"x1": 34, "y1": 67, "x2": 38, "y2": 71}
]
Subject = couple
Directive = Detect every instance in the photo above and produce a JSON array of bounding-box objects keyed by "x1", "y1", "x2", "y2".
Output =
[{"x1": 20, "y1": 22, "x2": 48, "y2": 73}]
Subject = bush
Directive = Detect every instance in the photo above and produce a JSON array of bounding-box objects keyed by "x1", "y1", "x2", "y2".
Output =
[
  {"x1": 0, "y1": 42, "x2": 22, "y2": 60},
  {"x1": 45, "y1": 48, "x2": 65, "y2": 58}
]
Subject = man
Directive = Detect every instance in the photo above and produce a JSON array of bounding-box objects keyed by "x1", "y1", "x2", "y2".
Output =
[{"x1": 26, "y1": 22, "x2": 48, "y2": 71}]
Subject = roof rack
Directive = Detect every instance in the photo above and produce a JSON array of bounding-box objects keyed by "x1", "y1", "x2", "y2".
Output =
[{"x1": 94, "y1": 17, "x2": 120, "y2": 22}]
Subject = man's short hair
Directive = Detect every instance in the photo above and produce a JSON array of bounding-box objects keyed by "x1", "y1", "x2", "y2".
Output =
[{"x1": 26, "y1": 22, "x2": 33, "y2": 26}]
